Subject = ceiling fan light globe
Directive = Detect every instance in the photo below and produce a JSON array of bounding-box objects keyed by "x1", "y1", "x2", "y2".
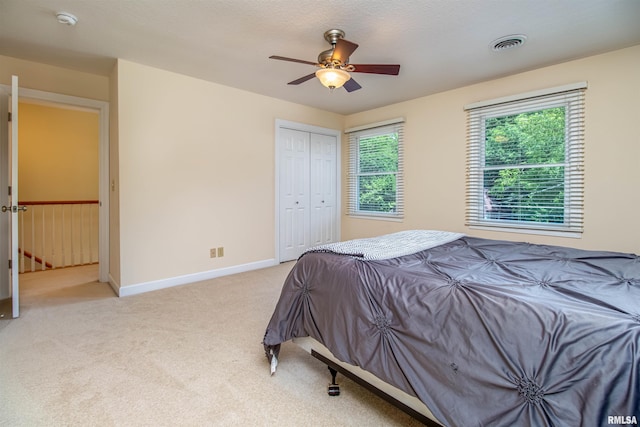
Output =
[{"x1": 316, "y1": 68, "x2": 350, "y2": 90}]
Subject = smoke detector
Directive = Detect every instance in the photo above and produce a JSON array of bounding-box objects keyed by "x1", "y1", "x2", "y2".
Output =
[
  {"x1": 56, "y1": 12, "x2": 78, "y2": 26},
  {"x1": 491, "y1": 34, "x2": 527, "y2": 51}
]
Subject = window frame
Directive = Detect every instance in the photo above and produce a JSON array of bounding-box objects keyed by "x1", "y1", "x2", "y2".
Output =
[
  {"x1": 347, "y1": 119, "x2": 404, "y2": 220},
  {"x1": 465, "y1": 83, "x2": 586, "y2": 236}
]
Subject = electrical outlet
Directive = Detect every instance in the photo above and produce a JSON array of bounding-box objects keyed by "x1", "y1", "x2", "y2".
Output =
[
  {"x1": 210, "y1": 248, "x2": 217, "y2": 258},
  {"x1": 217, "y1": 247, "x2": 224, "y2": 257}
]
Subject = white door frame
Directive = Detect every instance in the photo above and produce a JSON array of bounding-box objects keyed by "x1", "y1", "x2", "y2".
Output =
[
  {"x1": 0, "y1": 84, "x2": 110, "y2": 283},
  {"x1": 275, "y1": 119, "x2": 341, "y2": 263}
]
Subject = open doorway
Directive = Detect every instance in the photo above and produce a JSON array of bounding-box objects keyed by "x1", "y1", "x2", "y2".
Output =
[
  {"x1": 18, "y1": 100, "x2": 100, "y2": 274},
  {"x1": 0, "y1": 84, "x2": 110, "y2": 316}
]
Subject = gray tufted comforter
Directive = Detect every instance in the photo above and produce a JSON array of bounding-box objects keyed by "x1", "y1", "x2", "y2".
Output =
[{"x1": 263, "y1": 235, "x2": 640, "y2": 426}]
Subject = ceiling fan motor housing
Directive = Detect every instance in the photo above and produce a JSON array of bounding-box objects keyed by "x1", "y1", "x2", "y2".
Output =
[
  {"x1": 318, "y1": 29, "x2": 354, "y2": 70},
  {"x1": 319, "y1": 29, "x2": 345, "y2": 67}
]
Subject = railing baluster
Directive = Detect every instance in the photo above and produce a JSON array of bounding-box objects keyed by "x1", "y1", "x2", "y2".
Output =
[
  {"x1": 89, "y1": 205, "x2": 93, "y2": 263},
  {"x1": 41, "y1": 205, "x2": 45, "y2": 271},
  {"x1": 61, "y1": 205, "x2": 66, "y2": 267},
  {"x1": 51, "y1": 206, "x2": 56, "y2": 269},
  {"x1": 19, "y1": 208, "x2": 25, "y2": 273},
  {"x1": 79, "y1": 204, "x2": 84, "y2": 265},
  {"x1": 70, "y1": 204, "x2": 75, "y2": 266},
  {"x1": 30, "y1": 207, "x2": 35, "y2": 272}
]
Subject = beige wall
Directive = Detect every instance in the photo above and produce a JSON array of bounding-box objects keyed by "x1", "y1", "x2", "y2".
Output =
[
  {"x1": 18, "y1": 102, "x2": 99, "y2": 201},
  {"x1": 0, "y1": 55, "x2": 109, "y2": 101},
  {"x1": 115, "y1": 59, "x2": 343, "y2": 288},
  {"x1": 343, "y1": 45, "x2": 640, "y2": 255}
]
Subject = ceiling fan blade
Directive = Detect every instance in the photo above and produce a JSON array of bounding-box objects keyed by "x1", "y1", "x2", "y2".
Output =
[
  {"x1": 350, "y1": 64, "x2": 401, "y2": 75},
  {"x1": 269, "y1": 55, "x2": 318, "y2": 66},
  {"x1": 287, "y1": 73, "x2": 317, "y2": 85},
  {"x1": 343, "y1": 78, "x2": 362, "y2": 93},
  {"x1": 331, "y1": 39, "x2": 359, "y2": 63}
]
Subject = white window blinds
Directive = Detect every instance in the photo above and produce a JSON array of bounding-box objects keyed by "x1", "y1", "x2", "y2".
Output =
[
  {"x1": 465, "y1": 84, "x2": 586, "y2": 234},
  {"x1": 347, "y1": 119, "x2": 405, "y2": 219}
]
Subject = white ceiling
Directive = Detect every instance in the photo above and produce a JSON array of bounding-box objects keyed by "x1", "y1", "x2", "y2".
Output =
[{"x1": 1, "y1": 0, "x2": 639, "y2": 115}]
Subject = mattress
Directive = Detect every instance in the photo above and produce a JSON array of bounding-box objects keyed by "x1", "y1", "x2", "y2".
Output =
[{"x1": 263, "y1": 232, "x2": 640, "y2": 426}]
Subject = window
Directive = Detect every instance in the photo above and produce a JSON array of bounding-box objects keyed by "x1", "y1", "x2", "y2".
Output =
[
  {"x1": 465, "y1": 83, "x2": 586, "y2": 235},
  {"x1": 347, "y1": 119, "x2": 404, "y2": 219}
]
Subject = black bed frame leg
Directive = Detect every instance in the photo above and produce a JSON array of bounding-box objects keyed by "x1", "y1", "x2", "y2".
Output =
[{"x1": 327, "y1": 366, "x2": 340, "y2": 396}]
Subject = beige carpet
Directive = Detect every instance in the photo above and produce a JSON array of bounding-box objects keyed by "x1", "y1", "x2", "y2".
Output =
[{"x1": 0, "y1": 263, "x2": 423, "y2": 426}]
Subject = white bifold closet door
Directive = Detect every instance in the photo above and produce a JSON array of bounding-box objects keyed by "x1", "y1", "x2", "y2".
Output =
[{"x1": 279, "y1": 128, "x2": 337, "y2": 262}]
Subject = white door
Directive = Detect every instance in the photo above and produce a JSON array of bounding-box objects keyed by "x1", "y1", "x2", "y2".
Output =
[
  {"x1": 277, "y1": 124, "x2": 338, "y2": 262},
  {"x1": 0, "y1": 76, "x2": 20, "y2": 318},
  {"x1": 309, "y1": 133, "x2": 338, "y2": 246},
  {"x1": 279, "y1": 128, "x2": 310, "y2": 261},
  {"x1": 0, "y1": 82, "x2": 9, "y2": 304}
]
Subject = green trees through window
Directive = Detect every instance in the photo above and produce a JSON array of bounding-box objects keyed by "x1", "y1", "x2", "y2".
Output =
[
  {"x1": 357, "y1": 133, "x2": 399, "y2": 213},
  {"x1": 483, "y1": 107, "x2": 566, "y2": 223}
]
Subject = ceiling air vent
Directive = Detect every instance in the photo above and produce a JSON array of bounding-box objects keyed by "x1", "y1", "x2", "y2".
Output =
[
  {"x1": 491, "y1": 34, "x2": 527, "y2": 51},
  {"x1": 56, "y1": 12, "x2": 78, "y2": 26}
]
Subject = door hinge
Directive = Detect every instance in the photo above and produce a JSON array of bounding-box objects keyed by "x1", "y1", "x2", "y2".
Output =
[
  {"x1": 8, "y1": 259, "x2": 11, "y2": 270},
  {"x1": 8, "y1": 186, "x2": 11, "y2": 196},
  {"x1": 8, "y1": 112, "x2": 11, "y2": 122}
]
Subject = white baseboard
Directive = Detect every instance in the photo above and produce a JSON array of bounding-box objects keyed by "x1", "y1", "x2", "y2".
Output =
[{"x1": 117, "y1": 258, "x2": 278, "y2": 297}]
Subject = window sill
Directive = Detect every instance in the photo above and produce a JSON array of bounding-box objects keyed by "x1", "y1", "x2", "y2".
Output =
[
  {"x1": 349, "y1": 214, "x2": 404, "y2": 222},
  {"x1": 468, "y1": 224, "x2": 582, "y2": 239}
]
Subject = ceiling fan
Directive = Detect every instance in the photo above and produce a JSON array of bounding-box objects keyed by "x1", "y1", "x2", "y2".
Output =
[{"x1": 269, "y1": 29, "x2": 400, "y2": 92}]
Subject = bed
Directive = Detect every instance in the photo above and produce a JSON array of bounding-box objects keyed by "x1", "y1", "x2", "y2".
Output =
[{"x1": 263, "y1": 230, "x2": 640, "y2": 426}]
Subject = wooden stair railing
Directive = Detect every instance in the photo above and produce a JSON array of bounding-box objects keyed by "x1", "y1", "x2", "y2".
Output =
[
  {"x1": 18, "y1": 249, "x2": 54, "y2": 269},
  {"x1": 17, "y1": 200, "x2": 99, "y2": 272}
]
